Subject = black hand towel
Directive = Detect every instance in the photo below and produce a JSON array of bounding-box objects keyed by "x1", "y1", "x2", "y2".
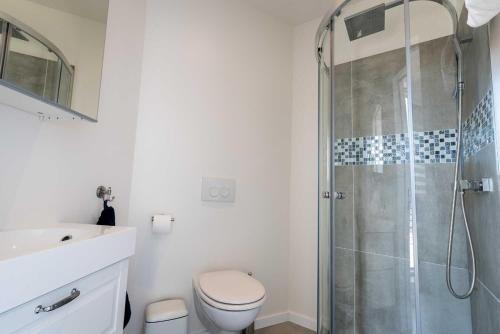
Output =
[
  {"x1": 96, "y1": 200, "x2": 131, "y2": 329},
  {"x1": 97, "y1": 200, "x2": 116, "y2": 226}
]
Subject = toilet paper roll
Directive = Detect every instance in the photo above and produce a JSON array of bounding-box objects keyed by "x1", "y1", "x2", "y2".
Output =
[{"x1": 151, "y1": 214, "x2": 174, "y2": 234}]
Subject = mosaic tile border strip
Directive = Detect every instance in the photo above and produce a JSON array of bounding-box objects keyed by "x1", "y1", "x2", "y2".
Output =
[
  {"x1": 334, "y1": 129, "x2": 457, "y2": 166},
  {"x1": 463, "y1": 89, "x2": 495, "y2": 159},
  {"x1": 334, "y1": 89, "x2": 494, "y2": 166}
]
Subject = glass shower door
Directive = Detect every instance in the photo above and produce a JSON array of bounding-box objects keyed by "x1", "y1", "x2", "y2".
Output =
[
  {"x1": 318, "y1": 1, "x2": 419, "y2": 333},
  {"x1": 317, "y1": 29, "x2": 332, "y2": 334},
  {"x1": 408, "y1": 1, "x2": 473, "y2": 333}
]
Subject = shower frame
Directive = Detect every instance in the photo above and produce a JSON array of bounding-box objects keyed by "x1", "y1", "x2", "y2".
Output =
[
  {"x1": 0, "y1": 10, "x2": 75, "y2": 108},
  {"x1": 315, "y1": 1, "x2": 463, "y2": 333}
]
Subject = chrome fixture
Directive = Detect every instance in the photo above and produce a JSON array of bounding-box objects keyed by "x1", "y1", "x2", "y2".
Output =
[
  {"x1": 34, "y1": 288, "x2": 80, "y2": 314},
  {"x1": 321, "y1": 191, "x2": 346, "y2": 200},
  {"x1": 344, "y1": 4, "x2": 386, "y2": 41},
  {"x1": 333, "y1": 192, "x2": 346, "y2": 200},
  {"x1": 96, "y1": 186, "x2": 115, "y2": 202},
  {"x1": 447, "y1": 79, "x2": 477, "y2": 299},
  {"x1": 460, "y1": 178, "x2": 494, "y2": 192}
]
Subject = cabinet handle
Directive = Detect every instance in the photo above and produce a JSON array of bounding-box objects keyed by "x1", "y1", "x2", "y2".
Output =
[{"x1": 34, "y1": 288, "x2": 80, "y2": 314}]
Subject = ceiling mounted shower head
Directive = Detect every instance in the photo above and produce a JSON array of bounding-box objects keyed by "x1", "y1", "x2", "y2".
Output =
[{"x1": 344, "y1": 4, "x2": 386, "y2": 41}]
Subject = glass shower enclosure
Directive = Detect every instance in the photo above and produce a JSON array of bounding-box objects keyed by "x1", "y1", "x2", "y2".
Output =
[{"x1": 316, "y1": 0, "x2": 474, "y2": 333}]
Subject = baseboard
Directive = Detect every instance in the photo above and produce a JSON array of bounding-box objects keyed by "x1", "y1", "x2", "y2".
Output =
[
  {"x1": 255, "y1": 312, "x2": 289, "y2": 329},
  {"x1": 255, "y1": 311, "x2": 316, "y2": 331},
  {"x1": 288, "y1": 311, "x2": 316, "y2": 331}
]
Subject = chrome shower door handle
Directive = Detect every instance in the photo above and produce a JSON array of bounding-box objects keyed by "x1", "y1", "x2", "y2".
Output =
[
  {"x1": 34, "y1": 288, "x2": 80, "y2": 314},
  {"x1": 321, "y1": 191, "x2": 346, "y2": 200}
]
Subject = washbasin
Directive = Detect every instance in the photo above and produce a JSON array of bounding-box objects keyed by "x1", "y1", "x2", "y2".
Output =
[
  {"x1": 0, "y1": 226, "x2": 104, "y2": 260},
  {"x1": 0, "y1": 223, "x2": 136, "y2": 314}
]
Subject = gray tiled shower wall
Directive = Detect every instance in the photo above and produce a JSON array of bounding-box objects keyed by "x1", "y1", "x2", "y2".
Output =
[
  {"x1": 459, "y1": 8, "x2": 500, "y2": 333},
  {"x1": 3, "y1": 51, "x2": 60, "y2": 102},
  {"x1": 333, "y1": 35, "x2": 472, "y2": 334}
]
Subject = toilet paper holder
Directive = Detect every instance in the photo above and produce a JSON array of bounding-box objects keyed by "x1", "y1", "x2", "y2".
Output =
[
  {"x1": 151, "y1": 215, "x2": 175, "y2": 223},
  {"x1": 151, "y1": 214, "x2": 175, "y2": 234}
]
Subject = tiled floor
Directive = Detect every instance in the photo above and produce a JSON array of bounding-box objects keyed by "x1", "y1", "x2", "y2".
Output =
[{"x1": 255, "y1": 322, "x2": 314, "y2": 334}]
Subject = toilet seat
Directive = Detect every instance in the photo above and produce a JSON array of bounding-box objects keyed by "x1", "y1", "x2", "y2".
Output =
[{"x1": 194, "y1": 270, "x2": 266, "y2": 311}]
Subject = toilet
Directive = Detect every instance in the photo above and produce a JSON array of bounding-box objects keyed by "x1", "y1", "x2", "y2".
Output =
[
  {"x1": 193, "y1": 270, "x2": 266, "y2": 334},
  {"x1": 145, "y1": 299, "x2": 188, "y2": 334}
]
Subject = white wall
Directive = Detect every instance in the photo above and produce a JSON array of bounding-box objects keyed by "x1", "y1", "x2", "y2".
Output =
[
  {"x1": 0, "y1": 0, "x2": 145, "y2": 234},
  {"x1": 288, "y1": 18, "x2": 322, "y2": 327},
  {"x1": 0, "y1": 0, "x2": 107, "y2": 119},
  {"x1": 125, "y1": 0, "x2": 293, "y2": 333}
]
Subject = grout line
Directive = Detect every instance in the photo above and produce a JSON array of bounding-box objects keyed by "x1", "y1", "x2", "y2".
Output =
[
  {"x1": 419, "y1": 260, "x2": 469, "y2": 271},
  {"x1": 335, "y1": 248, "x2": 469, "y2": 271},
  {"x1": 477, "y1": 278, "x2": 500, "y2": 304}
]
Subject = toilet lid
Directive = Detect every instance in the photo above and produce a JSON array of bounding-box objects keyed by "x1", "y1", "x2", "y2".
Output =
[{"x1": 199, "y1": 270, "x2": 265, "y2": 305}]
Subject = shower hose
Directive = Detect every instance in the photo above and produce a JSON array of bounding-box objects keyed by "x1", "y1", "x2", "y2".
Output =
[{"x1": 446, "y1": 81, "x2": 476, "y2": 299}]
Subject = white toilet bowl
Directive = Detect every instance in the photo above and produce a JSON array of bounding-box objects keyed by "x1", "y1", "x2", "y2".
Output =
[{"x1": 193, "y1": 270, "x2": 266, "y2": 334}]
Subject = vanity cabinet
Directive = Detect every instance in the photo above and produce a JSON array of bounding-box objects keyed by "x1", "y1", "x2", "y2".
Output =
[{"x1": 0, "y1": 260, "x2": 129, "y2": 334}]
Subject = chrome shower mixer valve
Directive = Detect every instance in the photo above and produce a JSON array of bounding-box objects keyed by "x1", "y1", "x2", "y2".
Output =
[{"x1": 460, "y1": 178, "x2": 494, "y2": 192}]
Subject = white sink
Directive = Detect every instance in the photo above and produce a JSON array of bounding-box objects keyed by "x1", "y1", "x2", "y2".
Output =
[
  {"x1": 0, "y1": 226, "x2": 103, "y2": 260},
  {"x1": 0, "y1": 224, "x2": 135, "y2": 314}
]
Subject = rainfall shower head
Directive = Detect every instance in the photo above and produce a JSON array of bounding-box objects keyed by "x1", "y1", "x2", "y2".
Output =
[{"x1": 344, "y1": 4, "x2": 386, "y2": 41}]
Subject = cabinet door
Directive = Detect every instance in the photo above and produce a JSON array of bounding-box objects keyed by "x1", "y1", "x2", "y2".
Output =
[{"x1": 1, "y1": 261, "x2": 129, "y2": 334}]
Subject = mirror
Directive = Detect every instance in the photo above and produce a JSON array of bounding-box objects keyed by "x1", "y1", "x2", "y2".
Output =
[{"x1": 0, "y1": 0, "x2": 109, "y2": 121}]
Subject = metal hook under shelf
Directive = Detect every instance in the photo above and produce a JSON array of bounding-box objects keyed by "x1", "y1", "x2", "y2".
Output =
[{"x1": 96, "y1": 186, "x2": 115, "y2": 202}]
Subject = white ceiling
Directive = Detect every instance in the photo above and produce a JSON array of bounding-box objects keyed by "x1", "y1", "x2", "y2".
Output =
[
  {"x1": 26, "y1": 0, "x2": 108, "y2": 23},
  {"x1": 246, "y1": 0, "x2": 339, "y2": 25}
]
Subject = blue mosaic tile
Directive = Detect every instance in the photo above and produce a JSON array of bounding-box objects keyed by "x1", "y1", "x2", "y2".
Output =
[
  {"x1": 334, "y1": 129, "x2": 457, "y2": 166},
  {"x1": 333, "y1": 89, "x2": 494, "y2": 166},
  {"x1": 414, "y1": 129, "x2": 457, "y2": 164},
  {"x1": 462, "y1": 89, "x2": 495, "y2": 159}
]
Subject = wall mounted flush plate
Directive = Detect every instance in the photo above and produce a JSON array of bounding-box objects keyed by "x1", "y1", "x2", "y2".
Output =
[{"x1": 202, "y1": 177, "x2": 236, "y2": 203}]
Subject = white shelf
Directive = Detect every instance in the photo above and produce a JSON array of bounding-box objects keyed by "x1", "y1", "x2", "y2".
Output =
[{"x1": 0, "y1": 80, "x2": 96, "y2": 122}]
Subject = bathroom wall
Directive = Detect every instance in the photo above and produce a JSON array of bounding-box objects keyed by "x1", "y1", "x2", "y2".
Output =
[
  {"x1": 125, "y1": 0, "x2": 293, "y2": 333},
  {"x1": 0, "y1": 0, "x2": 146, "y2": 234},
  {"x1": 288, "y1": 17, "x2": 322, "y2": 329},
  {"x1": 4, "y1": 53, "x2": 60, "y2": 102},
  {"x1": 460, "y1": 10, "x2": 500, "y2": 334},
  {"x1": 331, "y1": 35, "x2": 472, "y2": 334}
]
